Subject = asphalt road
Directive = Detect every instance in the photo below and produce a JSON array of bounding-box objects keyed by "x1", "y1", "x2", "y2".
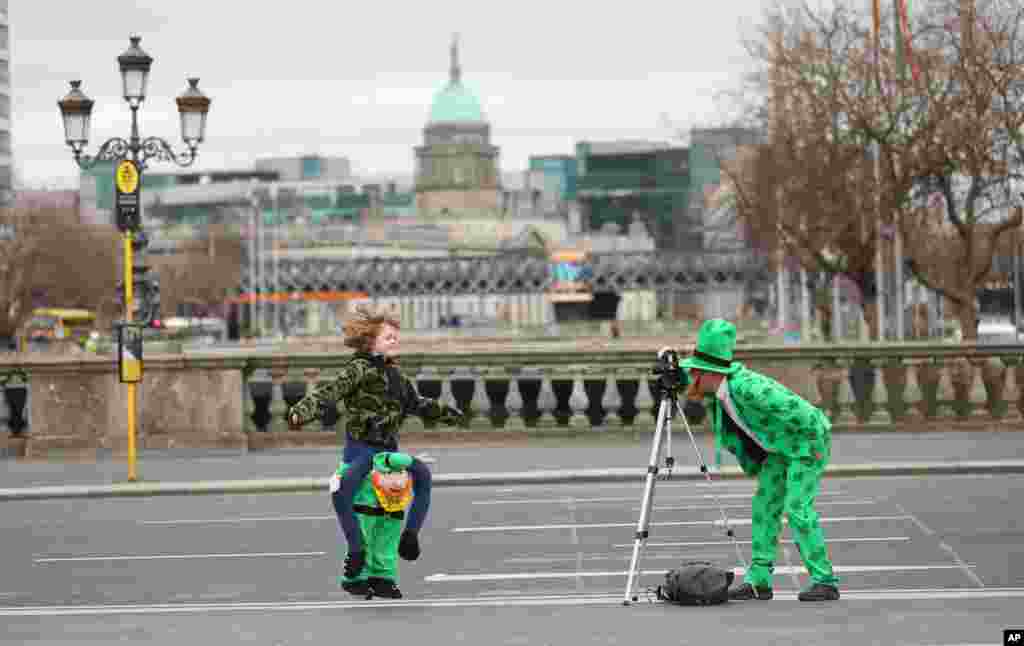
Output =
[{"x1": 1, "y1": 473, "x2": 1022, "y2": 645}]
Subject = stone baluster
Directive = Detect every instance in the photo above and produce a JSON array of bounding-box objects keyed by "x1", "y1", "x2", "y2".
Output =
[
  {"x1": 881, "y1": 357, "x2": 910, "y2": 424},
  {"x1": 581, "y1": 366, "x2": 609, "y2": 430},
  {"x1": 601, "y1": 371, "x2": 622, "y2": 432},
  {"x1": 915, "y1": 360, "x2": 942, "y2": 420},
  {"x1": 505, "y1": 374, "x2": 525, "y2": 431},
  {"x1": 449, "y1": 367, "x2": 477, "y2": 430},
  {"x1": 469, "y1": 370, "x2": 492, "y2": 431},
  {"x1": 269, "y1": 364, "x2": 290, "y2": 431},
  {"x1": 247, "y1": 368, "x2": 274, "y2": 433},
  {"x1": 812, "y1": 360, "x2": 842, "y2": 424},
  {"x1": 947, "y1": 357, "x2": 976, "y2": 420},
  {"x1": 1002, "y1": 357, "x2": 1022, "y2": 422},
  {"x1": 483, "y1": 366, "x2": 512, "y2": 430},
  {"x1": 2, "y1": 377, "x2": 28, "y2": 436},
  {"x1": 414, "y1": 366, "x2": 443, "y2": 431},
  {"x1": 516, "y1": 366, "x2": 545, "y2": 429},
  {"x1": 847, "y1": 358, "x2": 877, "y2": 424},
  {"x1": 614, "y1": 370, "x2": 642, "y2": 428},
  {"x1": 548, "y1": 366, "x2": 576, "y2": 429},
  {"x1": 978, "y1": 356, "x2": 1009, "y2": 420}
]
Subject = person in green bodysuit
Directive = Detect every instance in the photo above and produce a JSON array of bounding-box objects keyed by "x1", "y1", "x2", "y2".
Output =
[
  {"x1": 679, "y1": 318, "x2": 841, "y2": 602},
  {"x1": 333, "y1": 451, "x2": 419, "y2": 599}
]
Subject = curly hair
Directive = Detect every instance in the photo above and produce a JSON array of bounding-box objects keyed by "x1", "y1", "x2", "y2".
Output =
[{"x1": 342, "y1": 304, "x2": 401, "y2": 352}]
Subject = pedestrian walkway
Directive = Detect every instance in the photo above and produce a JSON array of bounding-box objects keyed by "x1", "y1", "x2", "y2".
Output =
[{"x1": 0, "y1": 431, "x2": 1021, "y2": 497}]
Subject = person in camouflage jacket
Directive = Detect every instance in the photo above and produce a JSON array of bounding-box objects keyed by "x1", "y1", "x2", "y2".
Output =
[
  {"x1": 680, "y1": 319, "x2": 841, "y2": 603},
  {"x1": 287, "y1": 305, "x2": 464, "y2": 591}
]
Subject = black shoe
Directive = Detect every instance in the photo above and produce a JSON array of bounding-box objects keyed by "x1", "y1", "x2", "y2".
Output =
[
  {"x1": 367, "y1": 577, "x2": 403, "y2": 599},
  {"x1": 340, "y1": 579, "x2": 372, "y2": 597},
  {"x1": 728, "y1": 582, "x2": 773, "y2": 600},
  {"x1": 798, "y1": 583, "x2": 840, "y2": 602}
]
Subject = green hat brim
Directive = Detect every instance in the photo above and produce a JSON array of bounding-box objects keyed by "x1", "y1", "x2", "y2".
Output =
[{"x1": 680, "y1": 356, "x2": 741, "y2": 376}]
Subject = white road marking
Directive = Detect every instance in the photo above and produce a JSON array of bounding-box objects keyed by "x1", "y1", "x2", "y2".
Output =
[
  {"x1": 503, "y1": 553, "x2": 729, "y2": 565},
  {"x1": 138, "y1": 516, "x2": 334, "y2": 526},
  {"x1": 782, "y1": 546, "x2": 802, "y2": 588},
  {"x1": 451, "y1": 515, "x2": 913, "y2": 533},
  {"x1": 424, "y1": 564, "x2": 975, "y2": 583},
  {"x1": 612, "y1": 536, "x2": 913, "y2": 548},
  {"x1": 33, "y1": 552, "x2": 326, "y2": 564},
  {"x1": 891, "y1": 501, "x2": 986, "y2": 588},
  {"x1": 567, "y1": 498, "x2": 584, "y2": 593},
  {"x1": 494, "y1": 482, "x2": 771, "y2": 494},
  {"x1": 474, "y1": 492, "x2": 850, "y2": 505},
  {"x1": 2, "y1": 588, "x2": 1023, "y2": 616},
  {"x1": 645, "y1": 499, "x2": 876, "y2": 512}
]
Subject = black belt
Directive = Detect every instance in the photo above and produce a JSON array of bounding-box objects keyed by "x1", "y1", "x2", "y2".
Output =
[{"x1": 353, "y1": 504, "x2": 405, "y2": 520}]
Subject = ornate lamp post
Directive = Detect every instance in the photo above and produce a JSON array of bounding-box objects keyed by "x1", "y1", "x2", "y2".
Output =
[{"x1": 57, "y1": 35, "x2": 211, "y2": 481}]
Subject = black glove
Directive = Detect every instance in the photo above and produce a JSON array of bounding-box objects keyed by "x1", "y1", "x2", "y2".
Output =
[
  {"x1": 682, "y1": 400, "x2": 707, "y2": 425},
  {"x1": 344, "y1": 551, "x2": 365, "y2": 579},
  {"x1": 398, "y1": 529, "x2": 421, "y2": 561}
]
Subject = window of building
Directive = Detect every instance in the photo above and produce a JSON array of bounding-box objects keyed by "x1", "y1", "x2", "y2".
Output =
[{"x1": 301, "y1": 156, "x2": 322, "y2": 179}]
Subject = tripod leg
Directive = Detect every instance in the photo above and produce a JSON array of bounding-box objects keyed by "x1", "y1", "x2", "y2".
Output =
[
  {"x1": 677, "y1": 404, "x2": 749, "y2": 571},
  {"x1": 665, "y1": 397, "x2": 675, "y2": 477},
  {"x1": 623, "y1": 397, "x2": 670, "y2": 606}
]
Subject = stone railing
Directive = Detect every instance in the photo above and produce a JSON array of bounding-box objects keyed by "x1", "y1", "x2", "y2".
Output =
[{"x1": 3, "y1": 342, "x2": 1024, "y2": 456}]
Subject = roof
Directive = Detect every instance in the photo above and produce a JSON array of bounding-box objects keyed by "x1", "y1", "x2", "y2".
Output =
[{"x1": 429, "y1": 80, "x2": 485, "y2": 124}]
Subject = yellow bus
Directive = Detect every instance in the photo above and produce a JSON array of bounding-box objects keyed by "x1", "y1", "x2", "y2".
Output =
[{"x1": 20, "y1": 308, "x2": 97, "y2": 350}]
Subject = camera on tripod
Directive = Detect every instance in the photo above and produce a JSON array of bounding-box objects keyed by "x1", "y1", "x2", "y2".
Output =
[{"x1": 651, "y1": 347, "x2": 682, "y2": 396}]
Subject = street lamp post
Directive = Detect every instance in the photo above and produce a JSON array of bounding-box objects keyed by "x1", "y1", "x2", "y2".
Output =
[{"x1": 57, "y1": 35, "x2": 211, "y2": 482}]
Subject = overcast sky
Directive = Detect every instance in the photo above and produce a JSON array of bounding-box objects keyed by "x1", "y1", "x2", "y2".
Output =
[{"x1": 11, "y1": 0, "x2": 767, "y2": 189}]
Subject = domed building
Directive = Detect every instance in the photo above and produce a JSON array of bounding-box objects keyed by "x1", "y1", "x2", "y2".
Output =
[{"x1": 414, "y1": 36, "x2": 502, "y2": 215}]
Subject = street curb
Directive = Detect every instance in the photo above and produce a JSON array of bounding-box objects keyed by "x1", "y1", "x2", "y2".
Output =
[{"x1": 2, "y1": 460, "x2": 1024, "y2": 501}]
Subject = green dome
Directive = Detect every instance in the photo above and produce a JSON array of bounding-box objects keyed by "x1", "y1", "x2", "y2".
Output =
[{"x1": 429, "y1": 80, "x2": 485, "y2": 123}]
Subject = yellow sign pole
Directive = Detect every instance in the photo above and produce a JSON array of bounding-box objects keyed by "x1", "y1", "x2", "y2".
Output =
[{"x1": 124, "y1": 230, "x2": 137, "y2": 482}]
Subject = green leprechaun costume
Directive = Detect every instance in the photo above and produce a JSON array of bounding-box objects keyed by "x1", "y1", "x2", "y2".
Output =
[
  {"x1": 680, "y1": 319, "x2": 841, "y2": 602},
  {"x1": 334, "y1": 451, "x2": 418, "y2": 599}
]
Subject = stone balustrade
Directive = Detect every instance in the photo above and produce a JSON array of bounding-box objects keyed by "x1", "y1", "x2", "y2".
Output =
[{"x1": 2, "y1": 342, "x2": 1023, "y2": 457}]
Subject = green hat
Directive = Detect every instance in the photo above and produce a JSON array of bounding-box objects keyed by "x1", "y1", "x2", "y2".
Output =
[
  {"x1": 373, "y1": 451, "x2": 413, "y2": 473},
  {"x1": 680, "y1": 319, "x2": 742, "y2": 376}
]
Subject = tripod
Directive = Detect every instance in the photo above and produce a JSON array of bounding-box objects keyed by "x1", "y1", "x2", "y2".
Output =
[{"x1": 622, "y1": 383, "x2": 749, "y2": 606}]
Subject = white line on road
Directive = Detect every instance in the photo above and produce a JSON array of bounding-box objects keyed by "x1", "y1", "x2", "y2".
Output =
[
  {"x1": 644, "y1": 499, "x2": 877, "y2": 512},
  {"x1": 2, "y1": 588, "x2": 1023, "y2": 616},
  {"x1": 474, "y1": 492, "x2": 850, "y2": 505},
  {"x1": 451, "y1": 515, "x2": 913, "y2": 533},
  {"x1": 424, "y1": 564, "x2": 974, "y2": 583},
  {"x1": 611, "y1": 536, "x2": 913, "y2": 548},
  {"x1": 138, "y1": 516, "x2": 334, "y2": 526},
  {"x1": 503, "y1": 553, "x2": 729, "y2": 565},
  {"x1": 33, "y1": 552, "x2": 327, "y2": 564},
  {"x1": 890, "y1": 501, "x2": 987, "y2": 589}
]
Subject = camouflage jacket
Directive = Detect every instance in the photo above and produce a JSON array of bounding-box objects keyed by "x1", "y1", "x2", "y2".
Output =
[{"x1": 288, "y1": 351, "x2": 463, "y2": 446}]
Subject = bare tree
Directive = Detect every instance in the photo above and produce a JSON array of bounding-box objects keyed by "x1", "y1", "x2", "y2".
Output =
[
  {"x1": 0, "y1": 204, "x2": 120, "y2": 340},
  {"x1": 718, "y1": 0, "x2": 1024, "y2": 340},
  {"x1": 150, "y1": 221, "x2": 243, "y2": 319}
]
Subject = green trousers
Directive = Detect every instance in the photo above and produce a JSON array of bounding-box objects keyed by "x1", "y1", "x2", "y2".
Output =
[
  {"x1": 340, "y1": 510, "x2": 403, "y2": 585},
  {"x1": 744, "y1": 453, "x2": 840, "y2": 588}
]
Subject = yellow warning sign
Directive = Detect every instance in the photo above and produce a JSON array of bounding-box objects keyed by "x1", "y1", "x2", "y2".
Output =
[{"x1": 116, "y1": 160, "x2": 139, "y2": 195}]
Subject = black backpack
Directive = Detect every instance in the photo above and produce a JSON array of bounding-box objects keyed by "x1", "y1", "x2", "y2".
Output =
[{"x1": 656, "y1": 561, "x2": 734, "y2": 606}]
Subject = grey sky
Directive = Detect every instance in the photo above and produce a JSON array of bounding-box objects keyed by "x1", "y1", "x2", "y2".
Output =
[{"x1": 11, "y1": 0, "x2": 765, "y2": 189}]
